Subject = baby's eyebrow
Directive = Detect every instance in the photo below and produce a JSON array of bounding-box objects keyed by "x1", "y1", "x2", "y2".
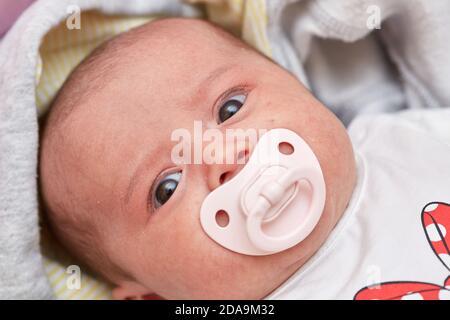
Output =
[
  {"x1": 191, "y1": 65, "x2": 238, "y2": 106},
  {"x1": 123, "y1": 144, "x2": 162, "y2": 207},
  {"x1": 200, "y1": 65, "x2": 231, "y2": 87}
]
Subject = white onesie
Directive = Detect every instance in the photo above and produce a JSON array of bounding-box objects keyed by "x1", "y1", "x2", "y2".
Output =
[{"x1": 267, "y1": 109, "x2": 450, "y2": 300}]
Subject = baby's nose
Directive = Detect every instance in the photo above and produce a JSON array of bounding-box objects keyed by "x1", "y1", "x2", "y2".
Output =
[{"x1": 206, "y1": 147, "x2": 249, "y2": 191}]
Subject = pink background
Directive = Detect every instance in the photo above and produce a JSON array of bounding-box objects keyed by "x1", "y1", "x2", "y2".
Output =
[{"x1": 0, "y1": 0, "x2": 35, "y2": 37}]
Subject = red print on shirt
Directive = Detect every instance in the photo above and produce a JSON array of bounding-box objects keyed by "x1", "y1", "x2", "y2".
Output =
[{"x1": 354, "y1": 202, "x2": 450, "y2": 300}]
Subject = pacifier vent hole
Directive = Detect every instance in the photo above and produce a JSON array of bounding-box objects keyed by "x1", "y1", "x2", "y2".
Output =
[
  {"x1": 215, "y1": 210, "x2": 229, "y2": 227},
  {"x1": 278, "y1": 142, "x2": 294, "y2": 155}
]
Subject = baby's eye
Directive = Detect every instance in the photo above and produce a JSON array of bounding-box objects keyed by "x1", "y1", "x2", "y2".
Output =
[
  {"x1": 217, "y1": 94, "x2": 246, "y2": 123},
  {"x1": 152, "y1": 170, "x2": 182, "y2": 209}
]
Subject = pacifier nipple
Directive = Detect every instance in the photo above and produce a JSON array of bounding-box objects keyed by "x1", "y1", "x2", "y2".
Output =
[{"x1": 200, "y1": 128, "x2": 326, "y2": 256}]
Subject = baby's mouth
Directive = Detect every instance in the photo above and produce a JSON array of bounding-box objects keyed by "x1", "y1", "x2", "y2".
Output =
[{"x1": 200, "y1": 128, "x2": 326, "y2": 256}]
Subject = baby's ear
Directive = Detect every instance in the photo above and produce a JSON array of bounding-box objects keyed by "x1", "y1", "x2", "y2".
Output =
[{"x1": 112, "y1": 281, "x2": 162, "y2": 300}]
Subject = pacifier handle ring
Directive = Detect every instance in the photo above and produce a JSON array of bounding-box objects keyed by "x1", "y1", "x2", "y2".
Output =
[{"x1": 246, "y1": 166, "x2": 326, "y2": 253}]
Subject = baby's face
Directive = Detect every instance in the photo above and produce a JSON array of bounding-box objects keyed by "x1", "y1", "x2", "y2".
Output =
[{"x1": 44, "y1": 19, "x2": 356, "y2": 299}]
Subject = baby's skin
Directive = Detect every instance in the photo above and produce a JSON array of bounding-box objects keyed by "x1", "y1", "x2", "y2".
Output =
[{"x1": 39, "y1": 18, "x2": 356, "y2": 299}]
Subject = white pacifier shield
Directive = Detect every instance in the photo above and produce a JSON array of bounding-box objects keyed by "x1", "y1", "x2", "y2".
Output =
[{"x1": 200, "y1": 128, "x2": 326, "y2": 255}]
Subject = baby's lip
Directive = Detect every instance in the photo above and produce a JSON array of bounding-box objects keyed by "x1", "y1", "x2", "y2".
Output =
[
  {"x1": 220, "y1": 149, "x2": 250, "y2": 184},
  {"x1": 142, "y1": 293, "x2": 164, "y2": 300}
]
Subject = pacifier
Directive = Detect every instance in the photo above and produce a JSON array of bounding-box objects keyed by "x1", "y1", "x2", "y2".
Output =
[{"x1": 200, "y1": 128, "x2": 326, "y2": 255}]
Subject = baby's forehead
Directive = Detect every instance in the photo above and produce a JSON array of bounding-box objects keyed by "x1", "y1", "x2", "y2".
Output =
[
  {"x1": 54, "y1": 18, "x2": 255, "y2": 124},
  {"x1": 51, "y1": 17, "x2": 271, "y2": 161},
  {"x1": 121, "y1": 21, "x2": 249, "y2": 76},
  {"x1": 109, "y1": 18, "x2": 248, "y2": 71},
  {"x1": 53, "y1": 19, "x2": 259, "y2": 152}
]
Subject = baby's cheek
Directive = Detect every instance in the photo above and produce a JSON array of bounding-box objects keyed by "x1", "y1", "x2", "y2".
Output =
[
  {"x1": 163, "y1": 201, "x2": 236, "y2": 271},
  {"x1": 160, "y1": 194, "x2": 211, "y2": 253}
]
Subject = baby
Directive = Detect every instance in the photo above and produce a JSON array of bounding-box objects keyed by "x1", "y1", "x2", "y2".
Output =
[{"x1": 39, "y1": 18, "x2": 450, "y2": 300}]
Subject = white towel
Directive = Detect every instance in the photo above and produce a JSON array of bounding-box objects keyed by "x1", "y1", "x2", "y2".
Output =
[{"x1": 267, "y1": 0, "x2": 450, "y2": 123}]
